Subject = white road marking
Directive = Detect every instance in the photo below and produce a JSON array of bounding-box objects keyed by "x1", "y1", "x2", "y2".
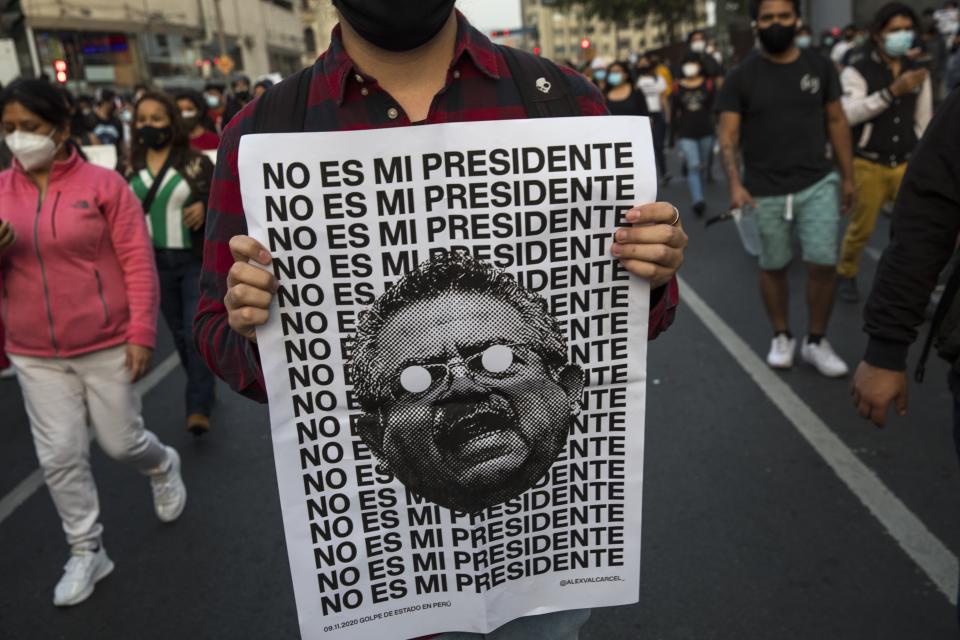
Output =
[
  {"x1": 0, "y1": 353, "x2": 181, "y2": 526},
  {"x1": 679, "y1": 276, "x2": 959, "y2": 606}
]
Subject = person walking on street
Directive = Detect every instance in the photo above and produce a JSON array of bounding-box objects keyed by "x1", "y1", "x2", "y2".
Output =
[
  {"x1": 0, "y1": 79, "x2": 186, "y2": 607},
  {"x1": 129, "y1": 92, "x2": 217, "y2": 435},
  {"x1": 603, "y1": 61, "x2": 649, "y2": 118},
  {"x1": 717, "y1": 0, "x2": 857, "y2": 377},
  {"x1": 194, "y1": 3, "x2": 687, "y2": 638},
  {"x1": 837, "y1": 3, "x2": 933, "y2": 303},
  {"x1": 850, "y1": 87, "x2": 960, "y2": 623},
  {"x1": 175, "y1": 90, "x2": 221, "y2": 152},
  {"x1": 672, "y1": 53, "x2": 716, "y2": 218},
  {"x1": 636, "y1": 54, "x2": 670, "y2": 180}
]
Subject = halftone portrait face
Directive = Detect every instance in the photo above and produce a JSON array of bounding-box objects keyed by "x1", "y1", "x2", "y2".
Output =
[{"x1": 352, "y1": 254, "x2": 585, "y2": 513}]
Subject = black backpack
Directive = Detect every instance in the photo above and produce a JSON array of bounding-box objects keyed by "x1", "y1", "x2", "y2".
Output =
[{"x1": 251, "y1": 45, "x2": 580, "y2": 133}]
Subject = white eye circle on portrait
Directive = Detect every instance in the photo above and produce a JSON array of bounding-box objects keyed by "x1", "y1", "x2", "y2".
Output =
[
  {"x1": 400, "y1": 365, "x2": 433, "y2": 394},
  {"x1": 481, "y1": 344, "x2": 514, "y2": 374}
]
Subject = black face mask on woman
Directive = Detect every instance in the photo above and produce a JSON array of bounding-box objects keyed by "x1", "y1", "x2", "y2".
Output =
[
  {"x1": 137, "y1": 125, "x2": 173, "y2": 150},
  {"x1": 758, "y1": 23, "x2": 798, "y2": 54},
  {"x1": 333, "y1": 0, "x2": 457, "y2": 52}
]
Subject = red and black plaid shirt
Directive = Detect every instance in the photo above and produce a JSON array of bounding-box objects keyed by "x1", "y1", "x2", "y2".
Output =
[{"x1": 195, "y1": 13, "x2": 680, "y2": 403}]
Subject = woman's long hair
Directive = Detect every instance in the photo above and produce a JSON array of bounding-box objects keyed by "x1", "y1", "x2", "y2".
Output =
[
  {"x1": 0, "y1": 78, "x2": 87, "y2": 159},
  {"x1": 129, "y1": 91, "x2": 192, "y2": 172}
]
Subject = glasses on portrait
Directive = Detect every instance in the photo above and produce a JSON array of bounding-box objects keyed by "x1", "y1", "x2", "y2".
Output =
[{"x1": 389, "y1": 343, "x2": 539, "y2": 402}]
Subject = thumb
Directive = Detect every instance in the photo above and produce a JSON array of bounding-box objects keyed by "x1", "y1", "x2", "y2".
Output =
[{"x1": 895, "y1": 387, "x2": 908, "y2": 416}]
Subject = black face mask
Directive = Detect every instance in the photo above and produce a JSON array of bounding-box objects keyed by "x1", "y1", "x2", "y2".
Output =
[
  {"x1": 334, "y1": 0, "x2": 457, "y2": 52},
  {"x1": 758, "y1": 23, "x2": 798, "y2": 54},
  {"x1": 138, "y1": 125, "x2": 173, "y2": 150},
  {"x1": 235, "y1": 90, "x2": 251, "y2": 102}
]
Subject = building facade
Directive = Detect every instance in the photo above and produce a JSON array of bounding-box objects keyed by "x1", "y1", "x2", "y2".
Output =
[
  {"x1": 6, "y1": 0, "x2": 304, "y2": 89},
  {"x1": 521, "y1": 0, "x2": 712, "y2": 63},
  {"x1": 300, "y1": 0, "x2": 339, "y2": 67}
]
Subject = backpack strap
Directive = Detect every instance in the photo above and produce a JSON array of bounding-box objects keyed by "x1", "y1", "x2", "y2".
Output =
[
  {"x1": 498, "y1": 45, "x2": 580, "y2": 118},
  {"x1": 915, "y1": 260, "x2": 960, "y2": 383},
  {"x1": 252, "y1": 66, "x2": 315, "y2": 134},
  {"x1": 140, "y1": 155, "x2": 174, "y2": 214}
]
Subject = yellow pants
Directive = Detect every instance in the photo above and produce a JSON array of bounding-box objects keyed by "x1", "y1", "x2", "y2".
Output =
[{"x1": 837, "y1": 158, "x2": 907, "y2": 278}]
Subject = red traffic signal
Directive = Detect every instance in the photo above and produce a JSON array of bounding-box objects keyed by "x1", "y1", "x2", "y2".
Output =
[
  {"x1": 53, "y1": 59, "x2": 68, "y2": 83},
  {"x1": 580, "y1": 38, "x2": 591, "y2": 49}
]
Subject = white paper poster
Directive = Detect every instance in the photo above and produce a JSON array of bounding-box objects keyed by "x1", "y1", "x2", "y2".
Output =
[{"x1": 238, "y1": 116, "x2": 654, "y2": 640}]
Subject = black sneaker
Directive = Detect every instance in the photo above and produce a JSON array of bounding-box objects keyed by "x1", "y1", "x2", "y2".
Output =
[
  {"x1": 693, "y1": 201, "x2": 706, "y2": 217},
  {"x1": 838, "y1": 276, "x2": 860, "y2": 303}
]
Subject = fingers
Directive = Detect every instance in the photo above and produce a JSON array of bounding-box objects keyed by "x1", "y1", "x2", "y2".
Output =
[
  {"x1": 618, "y1": 259, "x2": 674, "y2": 290},
  {"x1": 226, "y1": 261, "x2": 277, "y2": 294},
  {"x1": 612, "y1": 242, "x2": 684, "y2": 270},
  {"x1": 895, "y1": 388, "x2": 908, "y2": 417},
  {"x1": 615, "y1": 224, "x2": 688, "y2": 249},
  {"x1": 0, "y1": 222, "x2": 15, "y2": 249},
  {"x1": 625, "y1": 203, "x2": 679, "y2": 226},
  {"x1": 225, "y1": 281, "x2": 274, "y2": 311},
  {"x1": 229, "y1": 235, "x2": 271, "y2": 266}
]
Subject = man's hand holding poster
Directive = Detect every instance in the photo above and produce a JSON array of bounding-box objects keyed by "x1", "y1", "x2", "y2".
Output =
[{"x1": 238, "y1": 116, "x2": 656, "y2": 640}]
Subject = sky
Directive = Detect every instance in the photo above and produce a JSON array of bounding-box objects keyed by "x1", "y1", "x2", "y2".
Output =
[{"x1": 456, "y1": 0, "x2": 523, "y2": 31}]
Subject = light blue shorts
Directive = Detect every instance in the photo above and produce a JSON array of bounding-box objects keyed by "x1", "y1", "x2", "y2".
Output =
[{"x1": 753, "y1": 172, "x2": 841, "y2": 271}]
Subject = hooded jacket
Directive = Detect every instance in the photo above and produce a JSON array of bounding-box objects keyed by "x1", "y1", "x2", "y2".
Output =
[{"x1": 0, "y1": 149, "x2": 158, "y2": 358}]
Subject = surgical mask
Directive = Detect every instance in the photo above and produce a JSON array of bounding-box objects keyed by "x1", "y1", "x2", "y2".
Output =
[
  {"x1": 758, "y1": 23, "x2": 798, "y2": 54},
  {"x1": 883, "y1": 30, "x2": 915, "y2": 58},
  {"x1": 6, "y1": 130, "x2": 60, "y2": 171},
  {"x1": 690, "y1": 40, "x2": 706, "y2": 53},
  {"x1": 333, "y1": 0, "x2": 456, "y2": 52},
  {"x1": 796, "y1": 34, "x2": 813, "y2": 49},
  {"x1": 606, "y1": 72, "x2": 624, "y2": 87},
  {"x1": 593, "y1": 69, "x2": 607, "y2": 82},
  {"x1": 205, "y1": 94, "x2": 220, "y2": 108},
  {"x1": 137, "y1": 125, "x2": 173, "y2": 150},
  {"x1": 682, "y1": 63, "x2": 701, "y2": 78}
]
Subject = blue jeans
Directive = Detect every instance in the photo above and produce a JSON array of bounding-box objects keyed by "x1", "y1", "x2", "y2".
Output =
[
  {"x1": 435, "y1": 608, "x2": 591, "y2": 640},
  {"x1": 156, "y1": 250, "x2": 215, "y2": 417},
  {"x1": 677, "y1": 136, "x2": 714, "y2": 205}
]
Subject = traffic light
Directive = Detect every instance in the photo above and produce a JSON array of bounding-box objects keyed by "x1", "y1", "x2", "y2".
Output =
[
  {"x1": 580, "y1": 38, "x2": 591, "y2": 49},
  {"x1": 53, "y1": 59, "x2": 67, "y2": 84}
]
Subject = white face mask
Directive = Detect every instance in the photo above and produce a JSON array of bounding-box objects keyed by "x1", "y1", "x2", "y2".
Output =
[
  {"x1": 5, "y1": 130, "x2": 60, "y2": 171},
  {"x1": 690, "y1": 40, "x2": 707, "y2": 53}
]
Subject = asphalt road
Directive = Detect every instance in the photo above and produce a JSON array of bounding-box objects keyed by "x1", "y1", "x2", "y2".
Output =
[{"x1": 1, "y1": 157, "x2": 958, "y2": 639}]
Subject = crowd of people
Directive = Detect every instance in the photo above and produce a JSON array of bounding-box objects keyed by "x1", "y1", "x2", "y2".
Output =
[{"x1": 0, "y1": 0, "x2": 959, "y2": 637}]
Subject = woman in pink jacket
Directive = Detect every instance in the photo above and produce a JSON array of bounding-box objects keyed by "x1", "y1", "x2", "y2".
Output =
[{"x1": 0, "y1": 79, "x2": 187, "y2": 607}]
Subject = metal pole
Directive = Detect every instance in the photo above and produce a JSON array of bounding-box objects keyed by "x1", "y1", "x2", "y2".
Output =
[
  {"x1": 25, "y1": 26, "x2": 41, "y2": 78},
  {"x1": 213, "y1": 0, "x2": 227, "y2": 57}
]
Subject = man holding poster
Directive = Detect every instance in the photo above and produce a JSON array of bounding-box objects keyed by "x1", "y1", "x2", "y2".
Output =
[{"x1": 195, "y1": 2, "x2": 687, "y2": 639}]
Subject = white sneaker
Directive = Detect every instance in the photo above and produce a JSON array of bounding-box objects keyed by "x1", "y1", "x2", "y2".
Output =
[
  {"x1": 53, "y1": 546, "x2": 114, "y2": 607},
  {"x1": 0, "y1": 365, "x2": 15, "y2": 379},
  {"x1": 801, "y1": 338, "x2": 850, "y2": 378},
  {"x1": 151, "y1": 447, "x2": 186, "y2": 522},
  {"x1": 766, "y1": 335, "x2": 796, "y2": 370}
]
